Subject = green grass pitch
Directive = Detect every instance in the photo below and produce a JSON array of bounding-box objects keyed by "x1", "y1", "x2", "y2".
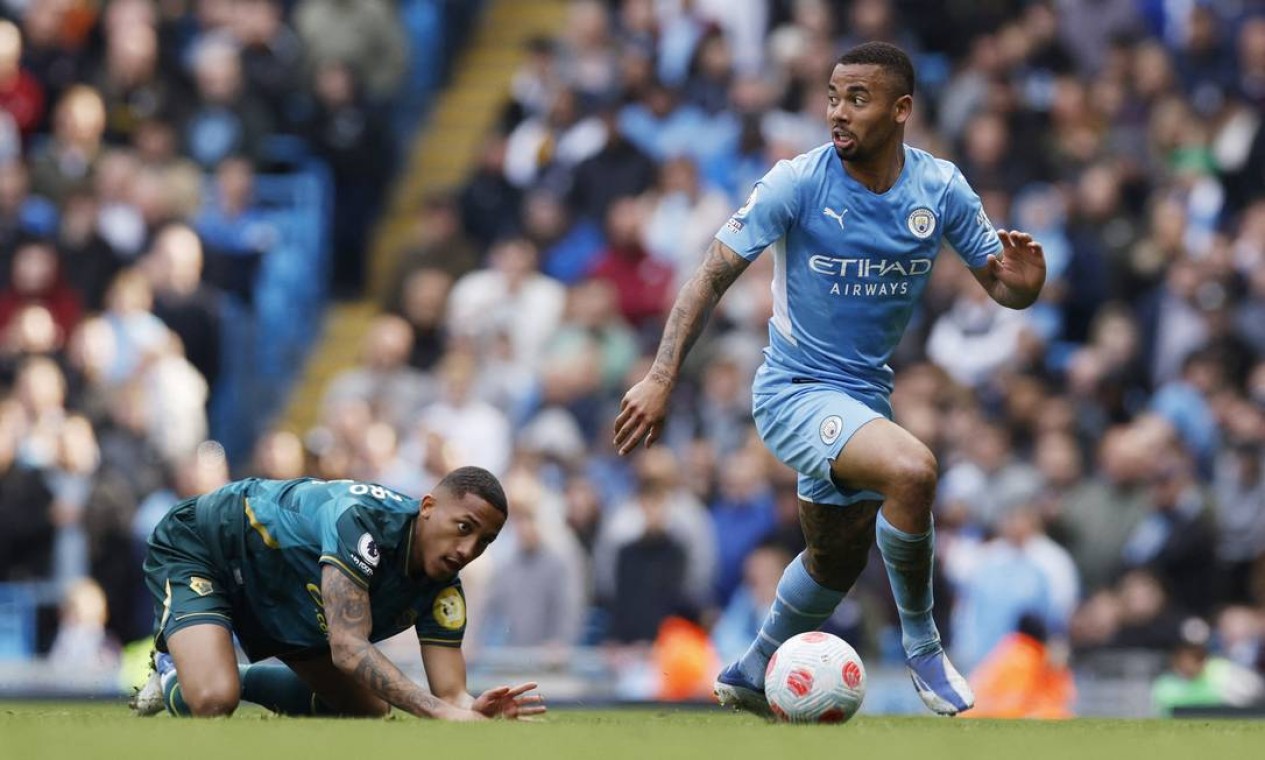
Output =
[{"x1": 3, "y1": 702, "x2": 1263, "y2": 760}]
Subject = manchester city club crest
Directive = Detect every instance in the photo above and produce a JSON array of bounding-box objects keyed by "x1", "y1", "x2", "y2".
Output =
[
  {"x1": 820, "y1": 415, "x2": 844, "y2": 445},
  {"x1": 907, "y1": 207, "x2": 937, "y2": 239}
]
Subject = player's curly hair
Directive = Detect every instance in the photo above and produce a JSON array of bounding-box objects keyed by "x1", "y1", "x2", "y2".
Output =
[
  {"x1": 838, "y1": 41, "x2": 915, "y2": 98},
  {"x1": 438, "y1": 466, "x2": 509, "y2": 514}
]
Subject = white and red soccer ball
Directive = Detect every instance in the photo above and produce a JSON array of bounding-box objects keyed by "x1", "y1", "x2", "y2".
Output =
[{"x1": 764, "y1": 631, "x2": 867, "y2": 724}]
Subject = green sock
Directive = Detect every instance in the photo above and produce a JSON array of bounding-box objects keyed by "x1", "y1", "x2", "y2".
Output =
[
  {"x1": 239, "y1": 663, "x2": 335, "y2": 716},
  {"x1": 161, "y1": 672, "x2": 193, "y2": 717}
]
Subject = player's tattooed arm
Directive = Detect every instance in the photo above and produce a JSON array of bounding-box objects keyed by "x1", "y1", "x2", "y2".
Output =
[
  {"x1": 614, "y1": 240, "x2": 751, "y2": 454},
  {"x1": 322, "y1": 566, "x2": 470, "y2": 720},
  {"x1": 650, "y1": 240, "x2": 751, "y2": 385}
]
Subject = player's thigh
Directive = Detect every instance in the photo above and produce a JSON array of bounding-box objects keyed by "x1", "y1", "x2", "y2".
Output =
[
  {"x1": 280, "y1": 651, "x2": 390, "y2": 717},
  {"x1": 166, "y1": 624, "x2": 240, "y2": 715},
  {"x1": 828, "y1": 416, "x2": 937, "y2": 495},
  {"x1": 799, "y1": 498, "x2": 880, "y2": 576},
  {"x1": 754, "y1": 383, "x2": 888, "y2": 506}
]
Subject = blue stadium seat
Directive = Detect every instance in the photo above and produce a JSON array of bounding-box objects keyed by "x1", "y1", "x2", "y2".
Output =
[{"x1": 0, "y1": 583, "x2": 37, "y2": 661}]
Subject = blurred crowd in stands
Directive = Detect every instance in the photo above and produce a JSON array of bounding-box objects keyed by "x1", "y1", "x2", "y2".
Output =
[
  {"x1": 2, "y1": 0, "x2": 1264, "y2": 715},
  {"x1": 0, "y1": 0, "x2": 423, "y2": 673}
]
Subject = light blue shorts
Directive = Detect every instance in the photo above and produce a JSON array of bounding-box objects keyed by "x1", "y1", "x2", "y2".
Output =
[{"x1": 753, "y1": 381, "x2": 891, "y2": 507}]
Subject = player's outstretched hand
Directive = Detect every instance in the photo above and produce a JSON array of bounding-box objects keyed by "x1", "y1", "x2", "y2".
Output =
[
  {"x1": 613, "y1": 374, "x2": 672, "y2": 456},
  {"x1": 472, "y1": 682, "x2": 547, "y2": 720},
  {"x1": 987, "y1": 230, "x2": 1046, "y2": 297}
]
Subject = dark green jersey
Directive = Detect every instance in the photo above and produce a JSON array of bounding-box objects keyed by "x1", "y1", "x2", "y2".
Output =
[{"x1": 195, "y1": 477, "x2": 466, "y2": 651}]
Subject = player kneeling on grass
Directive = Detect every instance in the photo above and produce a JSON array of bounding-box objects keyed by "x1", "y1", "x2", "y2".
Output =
[{"x1": 131, "y1": 466, "x2": 544, "y2": 720}]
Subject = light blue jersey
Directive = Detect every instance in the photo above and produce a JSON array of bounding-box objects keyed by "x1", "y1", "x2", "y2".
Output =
[
  {"x1": 716, "y1": 143, "x2": 1001, "y2": 399},
  {"x1": 716, "y1": 144, "x2": 1001, "y2": 505}
]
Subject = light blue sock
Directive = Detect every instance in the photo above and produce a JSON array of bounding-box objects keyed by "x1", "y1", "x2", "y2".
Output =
[
  {"x1": 736, "y1": 552, "x2": 844, "y2": 688},
  {"x1": 876, "y1": 511, "x2": 941, "y2": 658}
]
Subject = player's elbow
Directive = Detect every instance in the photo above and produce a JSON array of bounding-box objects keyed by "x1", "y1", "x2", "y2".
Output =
[{"x1": 328, "y1": 634, "x2": 370, "y2": 674}]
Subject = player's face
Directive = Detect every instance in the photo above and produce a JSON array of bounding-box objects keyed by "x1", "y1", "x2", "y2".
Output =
[
  {"x1": 826, "y1": 63, "x2": 911, "y2": 161},
  {"x1": 416, "y1": 490, "x2": 505, "y2": 581}
]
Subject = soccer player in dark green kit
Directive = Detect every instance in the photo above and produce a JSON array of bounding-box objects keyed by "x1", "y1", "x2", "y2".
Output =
[{"x1": 131, "y1": 466, "x2": 545, "y2": 720}]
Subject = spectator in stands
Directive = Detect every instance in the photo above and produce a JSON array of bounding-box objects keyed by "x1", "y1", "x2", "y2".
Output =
[
  {"x1": 587, "y1": 195, "x2": 671, "y2": 334},
  {"x1": 541, "y1": 278, "x2": 638, "y2": 395},
  {"x1": 448, "y1": 237, "x2": 566, "y2": 368},
  {"x1": 710, "y1": 446, "x2": 776, "y2": 606},
  {"x1": 195, "y1": 155, "x2": 274, "y2": 305},
  {"x1": 1050, "y1": 424, "x2": 1152, "y2": 593},
  {"x1": 0, "y1": 305, "x2": 62, "y2": 376},
  {"x1": 49, "y1": 577, "x2": 119, "y2": 675},
  {"x1": 1213, "y1": 417, "x2": 1265, "y2": 606},
  {"x1": 479, "y1": 479, "x2": 586, "y2": 649},
  {"x1": 0, "y1": 398, "x2": 55, "y2": 581},
  {"x1": 711, "y1": 541, "x2": 792, "y2": 664},
  {"x1": 459, "y1": 134, "x2": 521, "y2": 249},
  {"x1": 939, "y1": 418, "x2": 1043, "y2": 532},
  {"x1": 98, "y1": 268, "x2": 168, "y2": 385},
  {"x1": 0, "y1": 238, "x2": 81, "y2": 342},
  {"x1": 390, "y1": 266, "x2": 451, "y2": 372},
  {"x1": 966, "y1": 613, "x2": 1076, "y2": 719},
  {"x1": 0, "y1": 19, "x2": 45, "y2": 136},
  {"x1": 29, "y1": 84, "x2": 105, "y2": 204},
  {"x1": 928, "y1": 277, "x2": 1035, "y2": 390},
  {"x1": 145, "y1": 223, "x2": 221, "y2": 393},
  {"x1": 294, "y1": 0, "x2": 407, "y2": 103},
  {"x1": 1152, "y1": 622, "x2": 1265, "y2": 716},
  {"x1": 606, "y1": 481, "x2": 690, "y2": 644},
  {"x1": 45, "y1": 414, "x2": 136, "y2": 636},
  {"x1": 90, "y1": 20, "x2": 181, "y2": 148},
  {"x1": 643, "y1": 155, "x2": 730, "y2": 289},
  {"x1": 321, "y1": 313, "x2": 434, "y2": 431},
  {"x1": 389, "y1": 194, "x2": 480, "y2": 289},
  {"x1": 250, "y1": 428, "x2": 306, "y2": 481},
  {"x1": 504, "y1": 85, "x2": 605, "y2": 190},
  {"x1": 567, "y1": 106, "x2": 657, "y2": 225},
  {"x1": 56, "y1": 188, "x2": 122, "y2": 312},
  {"x1": 0, "y1": 161, "x2": 58, "y2": 257},
  {"x1": 182, "y1": 32, "x2": 272, "y2": 169},
  {"x1": 520, "y1": 189, "x2": 601, "y2": 285},
  {"x1": 12, "y1": 354, "x2": 68, "y2": 467},
  {"x1": 18, "y1": 0, "x2": 83, "y2": 132},
  {"x1": 417, "y1": 347, "x2": 512, "y2": 477},
  {"x1": 1120, "y1": 432, "x2": 1217, "y2": 615},
  {"x1": 95, "y1": 382, "x2": 166, "y2": 504},
  {"x1": 557, "y1": 0, "x2": 619, "y2": 106},
  {"x1": 949, "y1": 506, "x2": 1077, "y2": 673},
  {"x1": 62, "y1": 316, "x2": 116, "y2": 426},
  {"x1": 507, "y1": 35, "x2": 561, "y2": 127},
  {"x1": 233, "y1": 0, "x2": 304, "y2": 130},
  {"x1": 596, "y1": 447, "x2": 716, "y2": 622},
  {"x1": 300, "y1": 58, "x2": 391, "y2": 296}
]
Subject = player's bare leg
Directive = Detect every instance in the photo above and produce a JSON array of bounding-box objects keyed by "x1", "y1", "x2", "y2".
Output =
[
  {"x1": 716, "y1": 500, "x2": 878, "y2": 717},
  {"x1": 282, "y1": 652, "x2": 391, "y2": 717},
  {"x1": 164, "y1": 624, "x2": 241, "y2": 716},
  {"x1": 830, "y1": 418, "x2": 973, "y2": 716}
]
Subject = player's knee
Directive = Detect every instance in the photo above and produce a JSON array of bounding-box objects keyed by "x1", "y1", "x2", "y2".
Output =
[
  {"x1": 184, "y1": 683, "x2": 239, "y2": 717},
  {"x1": 886, "y1": 448, "x2": 938, "y2": 501}
]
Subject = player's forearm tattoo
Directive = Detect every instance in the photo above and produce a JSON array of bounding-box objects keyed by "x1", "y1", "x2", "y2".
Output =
[
  {"x1": 651, "y1": 241, "x2": 750, "y2": 383},
  {"x1": 322, "y1": 568, "x2": 449, "y2": 718}
]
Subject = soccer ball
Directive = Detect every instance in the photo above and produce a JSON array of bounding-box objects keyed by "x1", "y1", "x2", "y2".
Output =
[{"x1": 765, "y1": 631, "x2": 866, "y2": 724}]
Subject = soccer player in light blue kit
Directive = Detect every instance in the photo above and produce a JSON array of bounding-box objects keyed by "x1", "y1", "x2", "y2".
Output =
[{"x1": 614, "y1": 42, "x2": 1047, "y2": 717}]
